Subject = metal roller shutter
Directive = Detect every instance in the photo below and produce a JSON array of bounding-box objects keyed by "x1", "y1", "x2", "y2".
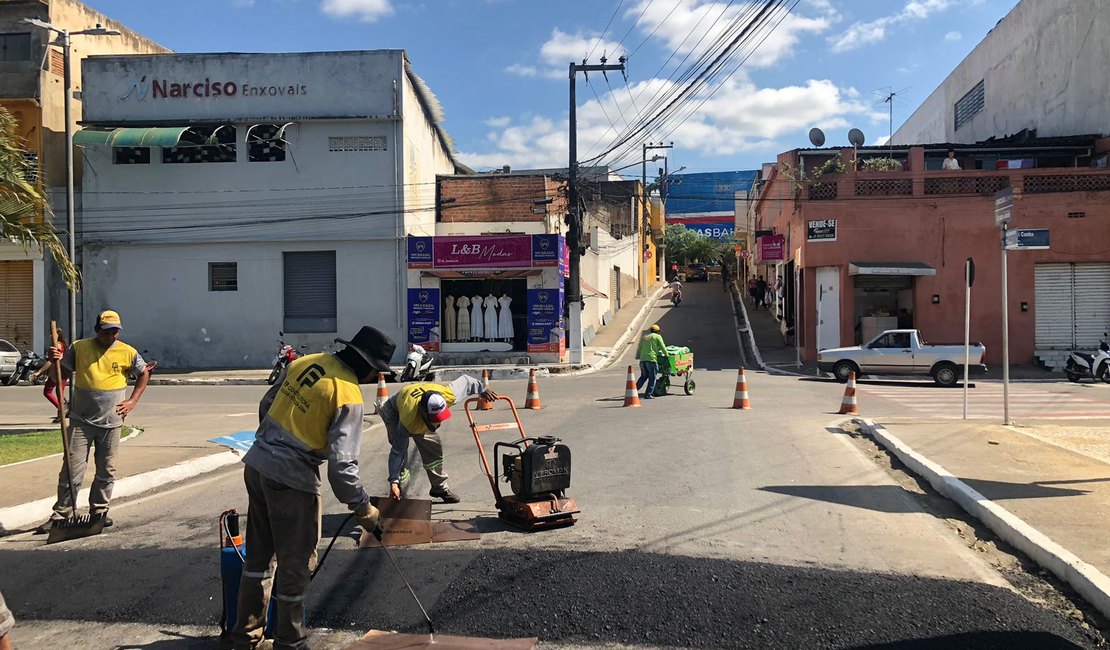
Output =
[
  {"x1": 1073, "y1": 263, "x2": 1110, "y2": 348},
  {"x1": 283, "y1": 251, "x2": 337, "y2": 333},
  {"x1": 0, "y1": 261, "x2": 33, "y2": 349},
  {"x1": 1035, "y1": 262, "x2": 1110, "y2": 350},
  {"x1": 1034, "y1": 264, "x2": 1075, "y2": 348}
]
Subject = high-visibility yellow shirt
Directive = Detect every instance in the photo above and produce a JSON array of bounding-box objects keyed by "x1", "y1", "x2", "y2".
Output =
[
  {"x1": 265, "y1": 353, "x2": 363, "y2": 451},
  {"x1": 71, "y1": 338, "x2": 139, "y2": 390},
  {"x1": 395, "y1": 382, "x2": 457, "y2": 435}
]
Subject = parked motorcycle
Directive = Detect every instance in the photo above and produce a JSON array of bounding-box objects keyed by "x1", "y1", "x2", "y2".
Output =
[
  {"x1": 267, "y1": 333, "x2": 305, "y2": 385},
  {"x1": 1065, "y1": 333, "x2": 1110, "y2": 383},
  {"x1": 5, "y1": 350, "x2": 48, "y2": 386},
  {"x1": 399, "y1": 344, "x2": 434, "y2": 382}
]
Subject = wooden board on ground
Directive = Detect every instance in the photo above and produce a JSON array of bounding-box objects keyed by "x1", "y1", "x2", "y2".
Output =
[
  {"x1": 358, "y1": 497, "x2": 480, "y2": 547},
  {"x1": 344, "y1": 630, "x2": 536, "y2": 649}
]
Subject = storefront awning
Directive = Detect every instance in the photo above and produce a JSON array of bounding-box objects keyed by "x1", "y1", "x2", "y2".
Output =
[
  {"x1": 73, "y1": 126, "x2": 193, "y2": 148},
  {"x1": 246, "y1": 123, "x2": 294, "y2": 142},
  {"x1": 581, "y1": 279, "x2": 609, "y2": 300},
  {"x1": 849, "y1": 262, "x2": 936, "y2": 276}
]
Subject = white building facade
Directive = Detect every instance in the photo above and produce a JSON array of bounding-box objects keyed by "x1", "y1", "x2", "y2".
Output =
[
  {"x1": 76, "y1": 51, "x2": 460, "y2": 368},
  {"x1": 894, "y1": 0, "x2": 1110, "y2": 145}
]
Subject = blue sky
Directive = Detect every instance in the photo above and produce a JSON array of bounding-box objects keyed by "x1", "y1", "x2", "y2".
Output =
[{"x1": 81, "y1": 0, "x2": 1019, "y2": 177}]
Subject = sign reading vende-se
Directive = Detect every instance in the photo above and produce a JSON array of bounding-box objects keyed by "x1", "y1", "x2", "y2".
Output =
[{"x1": 807, "y1": 219, "x2": 837, "y2": 242}]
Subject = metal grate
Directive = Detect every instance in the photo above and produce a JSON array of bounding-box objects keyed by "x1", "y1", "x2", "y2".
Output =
[
  {"x1": 1024, "y1": 174, "x2": 1110, "y2": 194},
  {"x1": 954, "y1": 80, "x2": 984, "y2": 131},
  {"x1": 208, "y1": 262, "x2": 238, "y2": 292},
  {"x1": 855, "y1": 178, "x2": 912, "y2": 196},
  {"x1": 328, "y1": 136, "x2": 387, "y2": 152},
  {"x1": 924, "y1": 176, "x2": 1008, "y2": 195},
  {"x1": 113, "y1": 148, "x2": 150, "y2": 165}
]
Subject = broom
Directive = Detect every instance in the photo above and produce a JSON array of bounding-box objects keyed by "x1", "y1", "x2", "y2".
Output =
[{"x1": 47, "y1": 320, "x2": 106, "y2": 544}]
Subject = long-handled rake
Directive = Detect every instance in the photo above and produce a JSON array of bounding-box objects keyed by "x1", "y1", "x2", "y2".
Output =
[{"x1": 46, "y1": 320, "x2": 106, "y2": 544}]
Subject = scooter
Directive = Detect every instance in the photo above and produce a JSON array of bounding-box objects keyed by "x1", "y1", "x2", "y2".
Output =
[
  {"x1": 5, "y1": 350, "x2": 48, "y2": 386},
  {"x1": 267, "y1": 333, "x2": 305, "y2": 385},
  {"x1": 671, "y1": 289, "x2": 682, "y2": 307},
  {"x1": 399, "y1": 344, "x2": 434, "y2": 382},
  {"x1": 1065, "y1": 333, "x2": 1110, "y2": 383}
]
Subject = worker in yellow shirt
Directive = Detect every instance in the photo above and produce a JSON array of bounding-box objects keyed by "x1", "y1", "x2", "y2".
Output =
[{"x1": 37, "y1": 310, "x2": 149, "y2": 533}]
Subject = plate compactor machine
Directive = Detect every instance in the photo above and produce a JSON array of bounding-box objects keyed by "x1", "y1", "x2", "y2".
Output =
[{"x1": 465, "y1": 396, "x2": 578, "y2": 530}]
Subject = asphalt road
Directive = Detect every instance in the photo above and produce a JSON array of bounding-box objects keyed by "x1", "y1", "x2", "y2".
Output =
[{"x1": 1, "y1": 282, "x2": 1104, "y2": 649}]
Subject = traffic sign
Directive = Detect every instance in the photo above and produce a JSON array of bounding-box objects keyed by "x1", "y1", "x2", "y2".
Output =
[
  {"x1": 1005, "y1": 228, "x2": 1050, "y2": 250},
  {"x1": 740, "y1": 250, "x2": 750, "y2": 259},
  {"x1": 994, "y1": 187, "x2": 1013, "y2": 226}
]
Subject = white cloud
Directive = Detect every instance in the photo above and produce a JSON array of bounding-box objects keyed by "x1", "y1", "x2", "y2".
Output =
[
  {"x1": 485, "y1": 116, "x2": 512, "y2": 128},
  {"x1": 628, "y1": 1, "x2": 832, "y2": 70},
  {"x1": 458, "y1": 75, "x2": 876, "y2": 170},
  {"x1": 831, "y1": 0, "x2": 958, "y2": 52},
  {"x1": 540, "y1": 28, "x2": 622, "y2": 67},
  {"x1": 944, "y1": 31, "x2": 961, "y2": 41},
  {"x1": 505, "y1": 64, "x2": 538, "y2": 77},
  {"x1": 320, "y1": 0, "x2": 394, "y2": 22},
  {"x1": 232, "y1": 0, "x2": 255, "y2": 6}
]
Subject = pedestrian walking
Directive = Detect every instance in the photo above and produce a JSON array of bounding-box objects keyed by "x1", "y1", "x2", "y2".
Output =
[
  {"x1": 755, "y1": 276, "x2": 768, "y2": 310},
  {"x1": 32, "y1": 330, "x2": 67, "y2": 422},
  {"x1": 721, "y1": 267, "x2": 732, "y2": 292},
  {"x1": 747, "y1": 277, "x2": 758, "y2": 306},
  {"x1": 636, "y1": 324, "x2": 667, "y2": 399},
  {"x1": 36, "y1": 310, "x2": 149, "y2": 534},
  {"x1": 230, "y1": 326, "x2": 395, "y2": 650},
  {"x1": 382, "y1": 374, "x2": 497, "y2": 503}
]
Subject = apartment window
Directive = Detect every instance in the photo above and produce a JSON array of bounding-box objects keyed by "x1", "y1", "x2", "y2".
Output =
[
  {"x1": 163, "y1": 125, "x2": 236, "y2": 163},
  {"x1": 21, "y1": 152, "x2": 38, "y2": 183},
  {"x1": 0, "y1": 33, "x2": 31, "y2": 61},
  {"x1": 954, "y1": 80, "x2": 985, "y2": 131},
  {"x1": 329, "y1": 136, "x2": 387, "y2": 152},
  {"x1": 114, "y1": 147, "x2": 150, "y2": 164},
  {"x1": 283, "y1": 251, "x2": 337, "y2": 332},
  {"x1": 208, "y1": 262, "x2": 238, "y2": 291}
]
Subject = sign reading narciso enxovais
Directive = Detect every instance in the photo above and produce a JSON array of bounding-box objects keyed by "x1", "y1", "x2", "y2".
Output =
[{"x1": 119, "y1": 77, "x2": 309, "y2": 101}]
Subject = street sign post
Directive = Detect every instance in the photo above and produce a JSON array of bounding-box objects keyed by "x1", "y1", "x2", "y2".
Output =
[
  {"x1": 963, "y1": 257, "x2": 975, "y2": 420},
  {"x1": 994, "y1": 187, "x2": 1013, "y2": 226}
]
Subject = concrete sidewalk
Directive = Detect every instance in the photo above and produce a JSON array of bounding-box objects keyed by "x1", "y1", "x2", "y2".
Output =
[
  {"x1": 735, "y1": 280, "x2": 1110, "y2": 620},
  {"x1": 0, "y1": 285, "x2": 664, "y2": 532}
]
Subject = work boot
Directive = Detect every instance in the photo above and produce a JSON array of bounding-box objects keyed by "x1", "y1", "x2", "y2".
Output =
[{"x1": 429, "y1": 486, "x2": 461, "y2": 504}]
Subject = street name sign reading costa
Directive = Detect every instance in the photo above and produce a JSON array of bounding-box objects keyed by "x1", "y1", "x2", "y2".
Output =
[{"x1": 994, "y1": 187, "x2": 1013, "y2": 226}]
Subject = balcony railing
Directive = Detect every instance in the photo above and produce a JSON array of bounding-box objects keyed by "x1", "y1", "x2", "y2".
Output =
[{"x1": 805, "y1": 167, "x2": 1110, "y2": 201}]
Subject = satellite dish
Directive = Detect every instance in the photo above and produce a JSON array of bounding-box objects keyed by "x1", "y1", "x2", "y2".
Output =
[
  {"x1": 808, "y1": 128, "x2": 825, "y2": 147},
  {"x1": 848, "y1": 128, "x2": 866, "y2": 147}
]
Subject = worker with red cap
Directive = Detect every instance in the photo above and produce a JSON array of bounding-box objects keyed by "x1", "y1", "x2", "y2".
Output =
[{"x1": 381, "y1": 374, "x2": 497, "y2": 503}]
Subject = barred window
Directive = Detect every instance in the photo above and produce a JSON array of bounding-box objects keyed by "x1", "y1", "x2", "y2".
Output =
[
  {"x1": 21, "y1": 152, "x2": 38, "y2": 183},
  {"x1": 113, "y1": 147, "x2": 150, "y2": 165},
  {"x1": 248, "y1": 124, "x2": 288, "y2": 162},
  {"x1": 164, "y1": 125, "x2": 236, "y2": 164},
  {"x1": 954, "y1": 80, "x2": 984, "y2": 131},
  {"x1": 209, "y1": 262, "x2": 238, "y2": 291},
  {"x1": 329, "y1": 136, "x2": 387, "y2": 152}
]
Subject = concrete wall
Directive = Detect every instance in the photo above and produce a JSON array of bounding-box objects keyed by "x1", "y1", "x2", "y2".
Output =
[
  {"x1": 895, "y1": 0, "x2": 1110, "y2": 144},
  {"x1": 82, "y1": 240, "x2": 403, "y2": 369},
  {"x1": 400, "y1": 67, "x2": 454, "y2": 237}
]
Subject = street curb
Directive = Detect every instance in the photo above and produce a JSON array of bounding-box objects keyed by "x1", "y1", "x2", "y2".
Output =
[
  {"x1": 732, "y1": 282, "x2": 766, "y2": 371},
  {"x1": 0, "y1": 450, "x2": 242, "y2": 534},
  {"x1": 856, "y1": 417, "x2": 1110, "y2": 622}
]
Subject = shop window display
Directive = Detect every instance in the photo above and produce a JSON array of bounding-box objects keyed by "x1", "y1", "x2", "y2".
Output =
[{"x1": 441, "y1": 279, "x2": 527, "y2": 350}]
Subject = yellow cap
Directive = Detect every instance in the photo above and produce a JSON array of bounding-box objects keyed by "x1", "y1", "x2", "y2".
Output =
[
  {"x1": 649, "y1": 324, "x2": 660, "y2": 332},
  {"x1": 97, "y1": 310, "x2": 123, "y2": 330}
]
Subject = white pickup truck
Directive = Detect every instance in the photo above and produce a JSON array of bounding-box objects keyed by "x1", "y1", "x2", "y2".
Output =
[{"x1": 817, "y1": 329, "x2": 987, "y2": 387}]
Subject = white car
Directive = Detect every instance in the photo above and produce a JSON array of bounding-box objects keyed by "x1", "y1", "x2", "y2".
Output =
[{"x1": 0, "y1": 338, "x2": 20, "y2": 381}]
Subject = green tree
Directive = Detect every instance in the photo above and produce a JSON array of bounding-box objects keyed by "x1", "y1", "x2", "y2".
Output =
[{"x1": 0, "y1": 106, "x2": 79, "y2": 288}]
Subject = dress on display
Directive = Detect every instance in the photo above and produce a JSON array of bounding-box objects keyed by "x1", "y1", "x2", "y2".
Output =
[
  {"x1": 455, "y1": 296, "x2": 471, "y2": 340},
  {"x1": 445, "y1": 296, "x2": 457, "y2": 342},
  {"x1": 497, "y1": 295, "x2": 514, "y2": 339},
  {"x1": 470, "y1": 295, "x2": 485, "y2": 340},
  {"x1": 483, "y1": 295, "x2": 498, "y2": 340}
]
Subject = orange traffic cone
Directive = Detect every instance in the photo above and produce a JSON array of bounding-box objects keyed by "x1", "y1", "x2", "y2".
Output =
[
  {"x1": 372, "y1": 374, "x2": 388, "y2": 415},
  {"x1": 524, "y1": 368, "x2": 543, "y2": 409},
  {"x1": 477, "y1": 369, "x2": 494, "y2": 410},
  {"x1": 623, "y1": 365, "x2": 641, "y2": 408},
  {"x1": 731, "y1": 368, "x2": 751, "y2": 410},
  {"x1": 838, "y1": 371, "x2": 859, "y2": 415}
]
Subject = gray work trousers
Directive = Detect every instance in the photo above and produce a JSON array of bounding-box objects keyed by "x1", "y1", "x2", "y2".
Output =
[
  {"x1": 381, "y1": 402, "x2": 449, "y2": 492},
  {"x1": 230, "y1": 465, "x2": 321, "y2": 650},
  {"x1": 51, "y1": 421, "x2": 120, "y2": 518}
]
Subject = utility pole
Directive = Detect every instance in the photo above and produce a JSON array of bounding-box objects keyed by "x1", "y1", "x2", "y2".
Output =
[
  {"x1": 642, "y1": 142, "x2": 672, "y2": 295},
  {"x1": 568, "y1": 56, "x2": 624, "y2": 364}
]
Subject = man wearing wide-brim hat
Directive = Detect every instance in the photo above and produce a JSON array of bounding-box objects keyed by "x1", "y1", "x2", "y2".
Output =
[{"x1": 229, "y1": 326, "x2": 396, "y2": 650}]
